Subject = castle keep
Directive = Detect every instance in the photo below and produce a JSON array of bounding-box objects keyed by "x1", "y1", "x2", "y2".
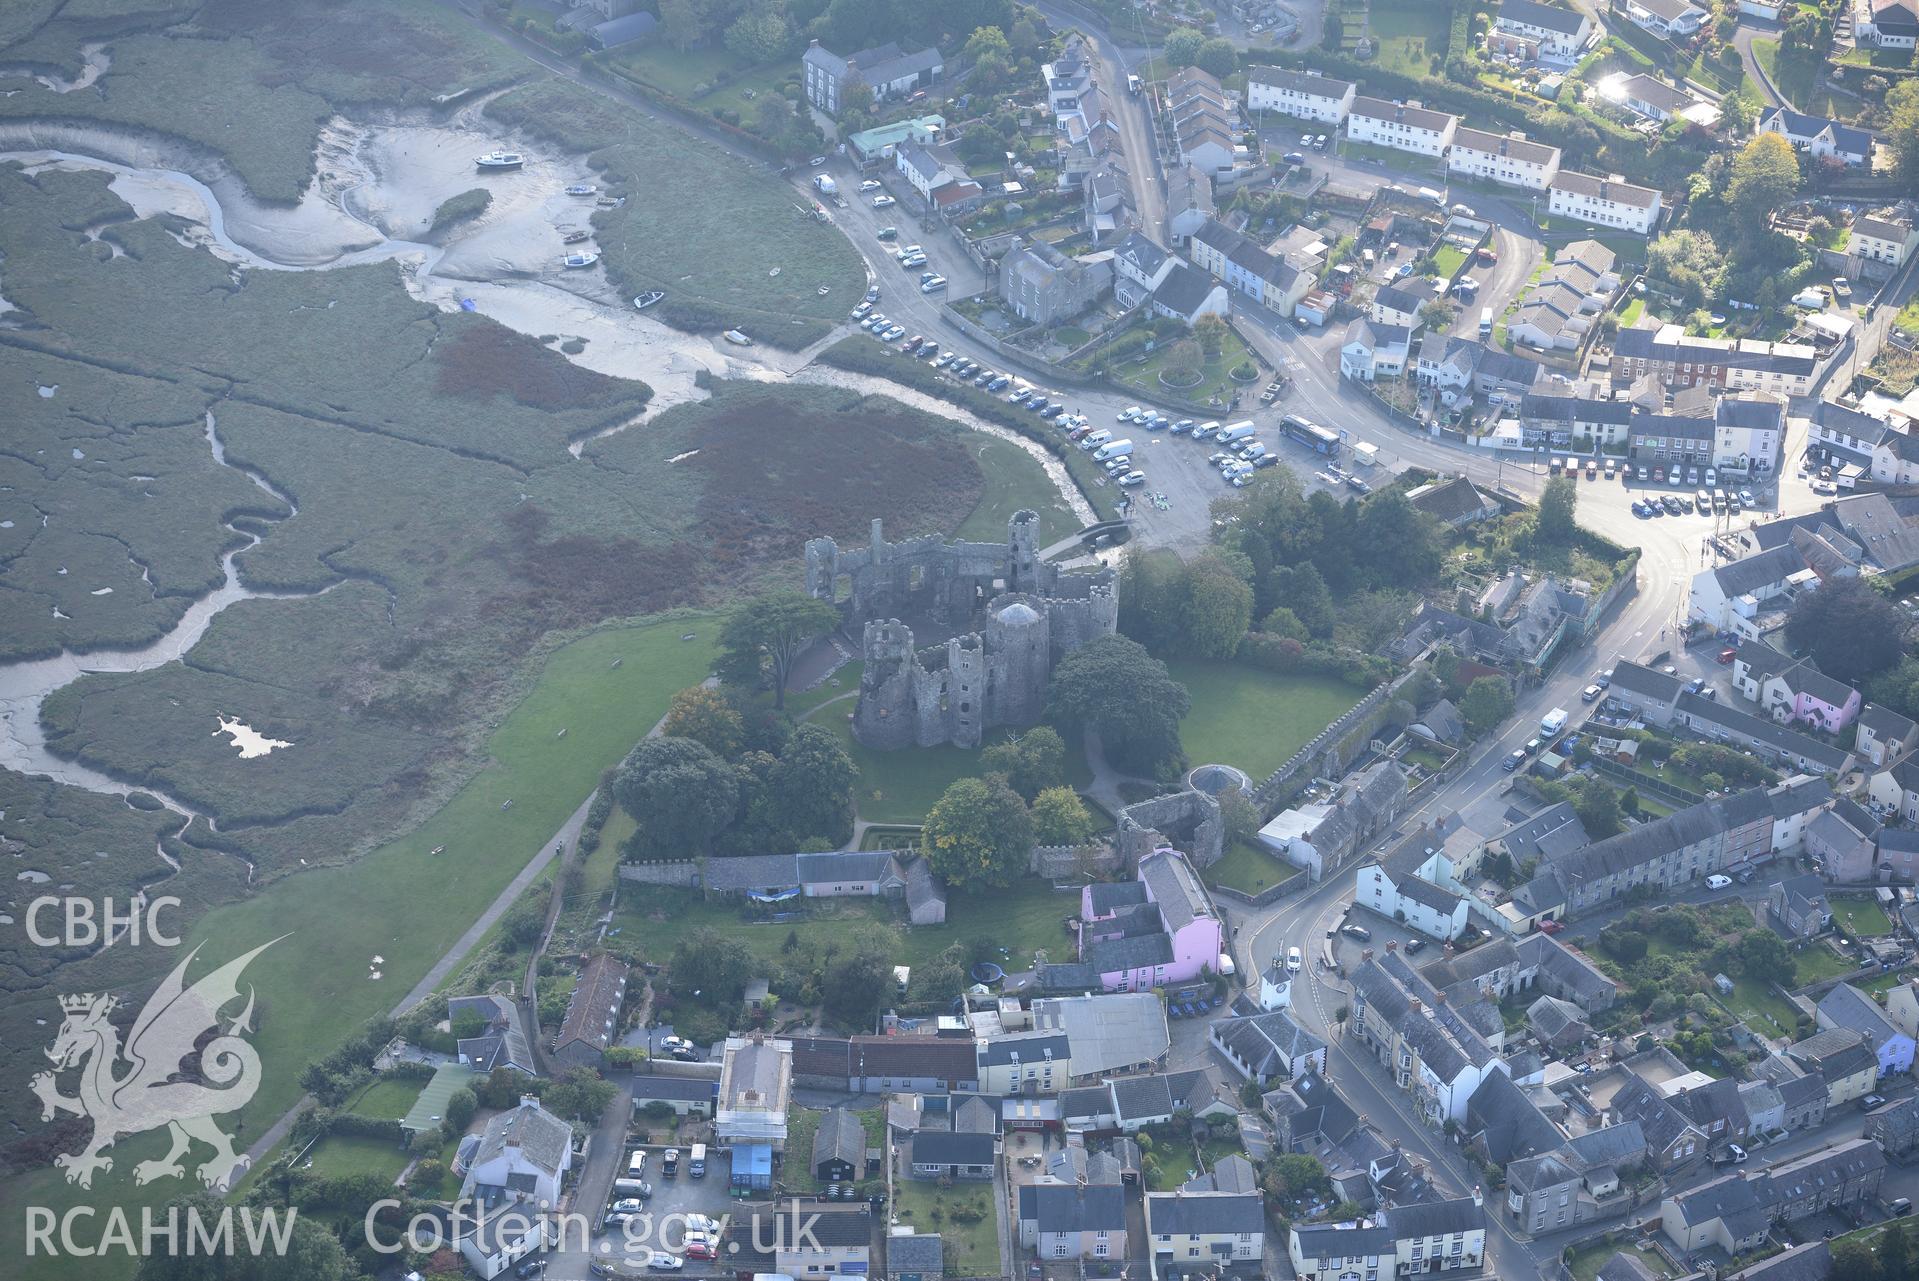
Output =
[{"x1": 805, "y1": 512, "x2": 1117, "y2": 749}]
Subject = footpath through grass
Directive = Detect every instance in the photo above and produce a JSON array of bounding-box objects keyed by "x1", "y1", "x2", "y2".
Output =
[
  {"x1": 1166, "y1": 659, "x2": 1367, "y2": 780},
  {"x1": 0, "y1": 615, "x2": 718, "y2": 1279}
]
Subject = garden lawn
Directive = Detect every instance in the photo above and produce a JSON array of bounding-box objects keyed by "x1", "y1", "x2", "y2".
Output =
[
  {"x1": 891, "y1": 1177, "x2": 997, "y2": 1274},
  {"x1": 1896, "y1": 299, "x2": 1919, "y2": 338},
  {"x1": 1858, "y1": 970, "x2": 1907, "y2": 998},
  {"x1": 1164, "y1": 660, "x2": 1363, "y2": 780},
  {"x1": 1203, "y1": 840, "x2": 1299, "y2": 897},
  {"x1": 1726, "y1": 978, "x2": 1798, "y2": 1041},
  {"x1": 403, "y1": 1064, "x2": 482, "y2": 1134},
  {"x1": 344, "y1": 1077, "x2": 426, "y2": 1122},
  {"x1": 1432, "y1": 245, "x2": 1468, "y2": 279},
  {"x1": 607, "y1": 42, "x2": 790, "y2": 105},
  {"x1": 1792, "y1": 947, "x2": 1856, "y2": 986},
  {"x1": 1107, "y1": 326, "x2": 1261, "y2": 409},
  {"x1": 823, "y1": 717, "x2": 1093, "y2": 825},
  {"x1": 1567, "y1": 1240, "x2": 1631, "y2": 1281},
  {"x1": 1833, "y1": 896, "x2": 1895, "y2": 937},
  {"x1": 303, "y1": 1133, "x2": 410, "y2": 1185},
  {"x1": 1370, "y1": 0, "x2": 1451, "y2": 79}
]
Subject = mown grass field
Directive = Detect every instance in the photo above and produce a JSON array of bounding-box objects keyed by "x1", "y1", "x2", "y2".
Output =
[
  {"x1": 1165, "y1": 660, "x2": 1366, "y2": 780},
  {"x1": 890, "y1": 1175, "x2": 999, "y2": 1274},
  {"x1": 1370, "y1": 0, "x2": 1451, "y2": 80}
]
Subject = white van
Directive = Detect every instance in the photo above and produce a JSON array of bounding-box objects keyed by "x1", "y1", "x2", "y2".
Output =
[
  {"x1": 1093, "y1": 438, "x2": 1135, "y2": 462},
  {"x1": 1215, "y1": 421, "x2": 1256, "y2": 445},
  {"x1": 1479, "y1": 307, "x2": 1493, "y2": 336},
  {"x1": 1079, "y1": 429, "x2": 1112, "y2": 451},
  {"x1": 1705, "y1": 874, "x2": 1733, "y2": 890},
  {"x1": 1192, "y1": 420, "x2": 1222, "y2": 441}
]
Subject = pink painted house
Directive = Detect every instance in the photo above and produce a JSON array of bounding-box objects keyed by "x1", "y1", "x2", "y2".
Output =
[
  {"x1": 1758, "y1": 659, "x2": 1862, "y2": 734},
  {"x1": 1078, "y1": 848, "x2": 1223, "y2": 992}
]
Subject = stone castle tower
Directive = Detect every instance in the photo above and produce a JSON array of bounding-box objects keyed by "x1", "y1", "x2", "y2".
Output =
[{"x1": 804, "y1": 511, "x2": 1117, "y2": 750}]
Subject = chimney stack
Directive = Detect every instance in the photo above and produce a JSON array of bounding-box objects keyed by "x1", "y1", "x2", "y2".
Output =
[
  {"x1": 1387, "y1": 940, "x2": 1399, "y2": 953},
  {"x1": 1410, "y1": 997, "x2": 1422, "y2": 1015}
]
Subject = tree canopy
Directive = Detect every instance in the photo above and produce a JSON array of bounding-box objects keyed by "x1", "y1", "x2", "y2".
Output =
[
  {"x1": 614, "y1": 736, "x2": 741, "y2": 858},
  {"x1": 921, "y1": 776, "x2": 1033, "y2": 890},
  {"x1": 1460, "y1": 675, "x2": 1514, "y2": 734},
  {"x1": 1538, "y1": 476, "x2": 1577, "y2": 543},
  {"x1": 661, "y1": 685, "x2": 747, "y2": 758},
  {"x1": 980, "y1": 726, "x2": 1066, "y2": 801},
  {"x1": 1724, "y1": 134, "x2": 1801, "y2": 242},
  {"x1": 715, "y1": 589, "x2": 839, "y2": 709},
  {"x1": 1047, "y1": 635, "x2": 1191, "y2": 774},
  {"x1": 1031, "y1": 785, "x2": 1096, "y2": 846},
  {"x1": 1785, "y1": 576, "x2": 1907, "y2": 684}
]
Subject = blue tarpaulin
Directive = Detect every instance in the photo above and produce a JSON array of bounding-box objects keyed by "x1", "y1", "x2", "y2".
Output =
[{"x1": 731, "y1": 1142, "x2": 772, "y2": 1190}]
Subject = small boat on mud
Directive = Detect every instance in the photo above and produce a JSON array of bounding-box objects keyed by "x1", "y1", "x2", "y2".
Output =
[
  {"x1": 633, "y1": 291, "x2": 666, "y2": 310},
  {"x1": 562, "y1": 252, "x2": 599, "y2": 269},
  {"x1": 564, "y1": 183, "x2": 597, "y2": 196},
  {"x1": 723, "y1": 329, "x2": 753, "y2": 346},
  {"x1": 596, "y1": 195, "x2": 626, "y2": 208},
  {"x1": 475, "y1": 150, "x2": 524, "y2": 170},
  {"x1": 562, "y1": 230, "x2": 590, "y2": 245}
]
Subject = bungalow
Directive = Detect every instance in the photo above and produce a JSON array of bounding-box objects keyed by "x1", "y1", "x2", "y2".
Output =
[
  {"x1": 908, "y1": 1129, "x2": 996, "y2": 1180},
  {"x1": 1446, "y1": 126, "x2": 1562, "y2": 191},
  {"x1": 1757, "y1": 106, "x2": 1873, "y2": 167},
  {"x1": 1816, "y1": 982, "x2": 1916, "y2": 1077},
  {"x1": 703, "y1": 849, "x2": 948, "y2": 924},
  {"x1": 1623, "y1": 0, "x2": 1708, "y2": 38},
  {"x1": 1245, "y1": 66, "x2": 1356, "y2": 124},
  {"x1": 1614, "y1": 74, "x2": 1699, "y2": 124},
  {"x1": 1547, "y1": 171, "x2": 1663, "y2": 236},
  {"x1": 1346, "y1": 96, "x2": 1458, "y2": 158},
  {"x1": 1494, "y1": 0, "x2": 1596, "y2": 61},
  {"x1": 630, "y1": 1074, "x2": 717, "y2": 1118}
]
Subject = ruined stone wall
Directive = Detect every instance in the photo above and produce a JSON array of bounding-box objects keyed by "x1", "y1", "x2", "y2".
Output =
[{"x1": 1114, "y1": 790, "x2": 1225, "y2": 869}]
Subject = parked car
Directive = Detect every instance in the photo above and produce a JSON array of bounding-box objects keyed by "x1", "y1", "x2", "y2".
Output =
[
  {"x1": 1863, "y1": 1093, "x2": 1889, "y2": 1111},
  {"x1": 808, "y1": 155, "x2": 827, "y2": 167},
  {"x1": 1581, "y1": 684, "x2": 1603, "y2": 703},
  {"x1": 859, "y1": 179, "x2": 881, "y2": 192},
  {"x1": 872, "y1": 194, "x2": 896, "y2": 207},
  {"x1": 1404, "y1": 937, "x2": 1425, "y2": 955},
  {"x1": 1341, "y1": 923, "x2": 1371, "y2": 941},
  {"x1": 1475, "y1": 246, "x2": 1497, "y2": 264},
  {"x1": 516, "y1": 1259, "x2": 548, "y2": 1279},
  {"x1": 1119, "y1": 470, "x2": 1146, "y2": 487},
  {"x1": 1502, "y1": 749, "x2": 1525, "y2": 773}
]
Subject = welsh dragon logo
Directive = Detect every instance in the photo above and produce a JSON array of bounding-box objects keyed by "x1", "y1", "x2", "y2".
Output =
[{"x1": 32, "y1": 938, "x2": 279, "y2": 1191}]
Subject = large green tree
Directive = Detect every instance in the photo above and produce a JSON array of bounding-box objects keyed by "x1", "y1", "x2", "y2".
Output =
[
  {"x1": 1538, "y1": 476, "x2": 1577, "y2": 543},
  {"x1": 716, "y1": 589, "x2": 839, "y2": 709},
  {"x1": 1163, "y1": 26, "x2": 1206, "y2": 67},
  {"x1": 1046, "y1": 635, "x2": 1192, "y2": 774},
  {"x1": 613, "y1": 736, "x2": 740, "y2": 858},
  {"x1": 1031, "y1": 785, "x2": 1096, "y2": 845},
  {"x1": 1888, "y1": 79, "x2": 1919, "y2": 194},
  {"x1": 823, "y1": 944, "x2": 894, "y2": 1027},
  {"x1": 766, "y1": 722, "x2": 858, "y2": 846},
  {"x1": 136, "y1": 1194, "x2": 354, "y2": 1281},
  {"x1": 670, "y1": 925, "x2": 755, "y2": 1002},
  {"x1": 980, "y1": 725, "x2": 1066, "y2": 801},
  {"x1": 1460, "y1": 675, "x2": 1514, "y2": 734},
  {"x1": 1185, "y1": 556, "x2": 1255, "y2": 658},
  {"x1": 1724, "y1": 133, "x2": 1801, "y2": 242},
  {"x1": 921, "y1": 776, "x2": 1033, "y2": 890},
  {"x1": 1785, "y1": 576, "x2": 1907, "y2": 683},
  {"x1": 661, "y1": 685, "x2": 747, "y2": 758}
]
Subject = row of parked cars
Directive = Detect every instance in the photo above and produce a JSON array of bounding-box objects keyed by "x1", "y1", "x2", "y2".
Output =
[
  {"x1": 1631, "y1": 486, "x2": 1757, "y2": 519},
  {"x1": 1062, "y1": 416, "x2": 1148, "y2": 488},
  {"x1": 1168, "y1": 992, "x2": 1221, "y2": 1019}
]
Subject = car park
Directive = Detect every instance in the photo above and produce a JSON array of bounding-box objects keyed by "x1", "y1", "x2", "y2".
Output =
[
  {"x1": 899, "y1": 253, "x2": 927, "y2": 269},
  {"x1": 1103, "y1": 457, "x2": 1131, "y2": 474},
  {"x1": 1739, "y1": 488, "x2": 1755, "y2": 507},
  {"x1": 1662, "y1": 496, "x2": 1682, "y2": 515},
  {"x1": 865, "y1": 285, "x2": 880, "y2": 302},
  {"x1": 974, "y1": 368, "x2": 996, "y2": 385},
  {"x1": 1283, "y1": 151, "x2": 1306, "y2": 166}
]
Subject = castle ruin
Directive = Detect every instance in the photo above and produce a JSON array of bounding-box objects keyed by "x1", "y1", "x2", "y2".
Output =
[{"x1": 804, "y1": 512, "x2": 1117, "y2": 750}]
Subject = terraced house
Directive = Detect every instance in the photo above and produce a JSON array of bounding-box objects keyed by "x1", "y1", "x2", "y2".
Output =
[
  {"x1": 1245, "y1": 66, "x2": 1356, "y2": 123},
  {"x1": 1445, "y1": 127, "x2": 1562, "y2": 190},
  {"x1": 1494, "y1": 0, "x2": 1596, "y2": 61},
  {"x1": 1547, "y1": 171, "x2": 1664, "y2": 235},
  {"x1": 1289, "y1": 1194, "x2": 1488, "y2": 1280},
  {"x1": 1612, "y1": 322, "x2": 1816, "y2": 396},
  {"x1": 1349, "y1": 948, "x2": 1507, "y2": 1124},
  {"x1": 1346, "y1": 97, "x2": 1458, "y2": 158},
  {"x1": 1188, "y1": 217, "x2": 1315, "y2": 315}
]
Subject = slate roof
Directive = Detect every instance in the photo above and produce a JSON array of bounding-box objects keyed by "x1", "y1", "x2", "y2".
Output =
[
  {"x1": 814, "y1": 1107, "x2": 865, "y2": 1172},
  {"x1": 1466, "y1": 1069, "x2": 1565, "y2": 1163},
  {"x1": 1088, "y1": 881, "x2": 1150, "y2": 914},
  {"x1": 1761, "y1": 106, "x2": 1873, "y2": 158},
  {"x1": 791, "y1": 1034, "x2": 979, "y2": 1083},
  {"x1": 1152, "y1": 260, "x2": 1222, "y2": 317},
  {"x1": 1527, "y1": 994, "x2": 1590, "y2": 1043},
  {"x1": 1550, "y1": 171, "x2": 1660, "y2": 209},
  {"x1": 1451, "y1": 125, "x2": 1560, "y2": 166},
  {"x1": 1789, "y1": 1027, "x2": 1877, "y2": 1082},
  {"x1": 1817, "y1": 982, "x2": 1903, "y2": 1051},
  {"x1": 977, "y1": 1031, "x2": 1070, "y2": 1067},
  {"x1": 1388, "y1": 1195, "x2": 1485, "y2": 1239},
  {"x1": 1597, "y1": 1252, "x2": 1661, "y2": 1281},
  {"x1": 1292, "y1": 1223, "x2": 1395, "y2": 1261},
  {"x1": 1608, "y1": 659, "x2": 1683, "y2": 705},
  {"x1": 630, "y1": 1074, "x2": 717, "y2": 1102},
  {"x1": 556, "y1": 952, "x2": 627, "y2": 1055},
  {"x1": 1247, "y1": 66, "x2": 1356, "y2": 99},
  {"x1": 1726, "y1": 1242, "x2": 1831, "y2": 1281},
  {"x1": 886, "y1": 1234, "x2": 944, "y2": 1275},
  {"x1": 1713, "y1": 543, "x2": 1809, "y2": 599},
  {"x1": 1350, "y1": 95, "x2": 1456, "y2": 133},
  {"x1": 1500, "y1": 0, "x2": 1590, "y2": 36},
  {"x1": 1493, "y1": 802, "x2": 1593, "y2": 863},
  {"x1": 1619, "y1": 74, "x2": 1694, "y2": 115},
  {"x1": 1611, "y1": 1072, "x2": 1699, "y2": 1156},
  {"x1": 1212, "y1": 1008, "x2": 1327, "y2": 1077},
  {"x1": 1147, "y1": 1189, "x2": 1265, "y2": 1235},
  {"x1": 1408, "y1": 476, "x2": 1495, "y2": 525},
  {"x1": 1114, "y1": 231, "x2": 1171, "y2": 280},
  {"x1": 1831, "y1": 492, "x2": 1919, "y2": 573},
  {"x1": 1675, "y1": 693, "x2": 1853, "y2": 771},
  {"x1": 1140, "y1": 848, "x2": 1212, "y2": 931},
  {"x1": 911, "y1": 1129, "x2": 995, "y2": 1167},
  {"x1": 1088, "y1": 931, "x2": 1175, "y2": 972},
  {"x1": 473, "y1": 1097, "x2": 571, "y2": 1177},
  {"x1": 1018, "y1": 1182, "x2": 1127, "y2": 1233}
]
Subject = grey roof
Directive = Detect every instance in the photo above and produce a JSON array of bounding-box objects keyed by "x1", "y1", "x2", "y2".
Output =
[
  {"x1": 1388, "y1": 1195, "x2": 1485, "y2": 1239},
  {"x1": 1675, "y1": 692, "x2": 1853, "y2": 770},
  {"x1": 814, "y1": 1107, "x2": 865, "y2": 1171},
  {"x1": 1140, "y1": 848, "x2": 1211, "y2": 932},
  {"x1": 1018, "y1": 1181, "x2": 1127, "y2": 1233},
  {"x1": 1247, "y1": 66, "x2": 1355, "y2": 99},
  {"x1": 1830, "y1": 492, "x2": 1919, "y2": 573},
  {"x1": 1765, "y1": 1137, "x2": 1886, "y2": 1205},
  {"x1": 1777, "y1": 1072, "x2": 1827, "y2": 1109},
  {"x1": 1152, "y1": 260, "x2": 1221, "y2": 317},
  {"x1": 459, "y1": 1204, "x2": 546, "y2": 1258},
  {"x1": 1817, "y1": 982, "x2": 1903, "y2": 1050},
  {"x1": 886, "y1": 1234, "x2": 943, "y2": 1274},
  {"x1": 977, "y1": 1031, "x2": 1070, "y2": 1067},
  {"x1": 1408, "y1": 477, "x2": 1495, "y2": 524},
  {"x1": 1611, "y1": 1073, "x2": 1699, "y2": 1156},
  {"x1": 1567, "y1": 1121, "x2": 1648, "y2": 1168},
  {"x1": 1452, "y1": 126, "x2": 1560, "y2": 167},
  {"x1": 1619, "y1": 74, "x2": 1694, "y2": 115},
  {"x1": 1520, "y1": 933, "x2": 1620, "y2": 1005},
  {"x1": 1186, "y1": 1152, "x2": 1257, "y2": 1193},
  {"x1": 1351, "y1": 95, "x2": 1456, "y2": 133},
  {"x1": 1114, "y1": 231, "x2": 1171, "y2": 279},
  {"x1": 1467, "y1": 1069, "x2": 1565, "y2": 1163},
  {"x1": 1790, "y1": 1027, "x2": 1877, "y2": 1083},
  {"x1": 911, "y1": 1129, "x2": 995, "y2": 1167},
  {"x1": 1500, "y1": 0, "x2": 1590, "y2": 34},
  {"x1": 1727, "y1": 1242, "x2": 1831, "y2": 1281},
  {"x1": 1212, "y1": 1008, "x2": 1327, "y2": 1076},
  {"x1": 1713, "y1": 543, "x2": 1811, "y2": 599},
  {"x1": 1760, "y1": 105, "x2": 1873, "y2": 157},
  {"x1": 1397, "y1": 874, "x2": 1467, "y2": 916},
  {"x1": 1087, "y1": 931, "x2": 1175, "y2": 972},
  {"x1": 1668, "y1": 1170, "x2": 1765, "y2": 1231},
  {"x1": 448, "y1": 994, "x2": 534, "y2": 1074},
  {"x1": 1147, "y1": 1190, "x2": 1264, "y2": 1235},
  {"x1": 1292, "y1": 1223, "x2": 1396, "y2": 1261},
  {"x1": 954, "y1": 1095, "x2": 998, "y2": 1133},
  {"x1": 590, "y1": 12, "x2": 657, "y2": 47},
  {"x1": 1863, "y1": 702, "x2": 1919, "y2": 743},
  {"x1": 703, "y1": 852, "x2": 803, "y2": 891},
  {"x1": 804, "y1": 39, "x2": 942, "y2": 86},
  {"x1": 473, "y1": 1098, "x2": 571, "y2": 1177},
  {"x1": 1493, "y1": 802, "x2": 1593, "y2": 863},
  {"x1": 1598, "y1": 1253, "x2": 1661, "y2": 1281},
  {"x1": 1551, "y1": 170, "x2": 1660, "y2": 208},
  {"x1": 630, "y1": 1074, "x2": 716, "y2": 1102},
  {"x1": 1527, "y1": 994, "x2": 1590, "y2": 1042},
  {"x1": 1088, "y1": 880, "x2": 1150, "y2": 913},
  {"x1": 1608, "y1": 659, "x2": 1683, "y2": 705},
  {"x1": 556, "y1": 952, "x2": 627, "y2": 1054}
]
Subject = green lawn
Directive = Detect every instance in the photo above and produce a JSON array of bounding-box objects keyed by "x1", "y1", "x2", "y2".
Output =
[
  {"x1": 403, "y1": 1064, "x2": 482, "y2": 1135},
  {"x1": 1566, "y1": 1239, "x2": 1633, "y2": 1281},
  {"x1": 891, "y1": 1176, "x2": 998, "y2": 1274},
  {"x1": 1619, "y1": 297, "x2": 1646, "y2": 327},
  {"x1": 606, "y1": 41, "x2": 790, "y2": 105},
  {"x1": 822, "y1": 717, "x2": 1093, "y2": 826},
  {"x1": 954, "y1": 437, "x2": 1079, "y2": 547},
  {"x1": 1106, "y1": 326, "x2": 1261, "y2": 411},
  {"x1": 1164, "y1": 660, "x2": 1365, "y2": 780},
  {"x1": 1204, "y1": 840, "x2": 1300, "y2": 896},
  {"x1": 610, "y1": 876, "x2": 1079, "y2": 973},
  {"x1": 302, "y1": 1133, "x2": 410, "y2": 1186},
  {"x1": 1792, "y1": 947, "x2": 1856, "y2": 986},
  {"x1": 1432, "y1": 245, "x2": 1468, "y2": 279},
  {"x1": 1833, "y1": 896, "x2": 1895, "y2": 938},
  {"x1": 1370, "y1": 0, "x2": 1451, "y2": 79},
  {"x1": 1858, "y1": 970, "x2": 1907, "y2": 998},
  {"x1": 1726, "y1": 978, "x2": 1799, "y2": 1040},
  {"x1": 344, "y1": 1077, "x2": 426, "y2": 1122},
  {"x1": 1895, "y1": 299, "x2": 1919, "y2": 338}
]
